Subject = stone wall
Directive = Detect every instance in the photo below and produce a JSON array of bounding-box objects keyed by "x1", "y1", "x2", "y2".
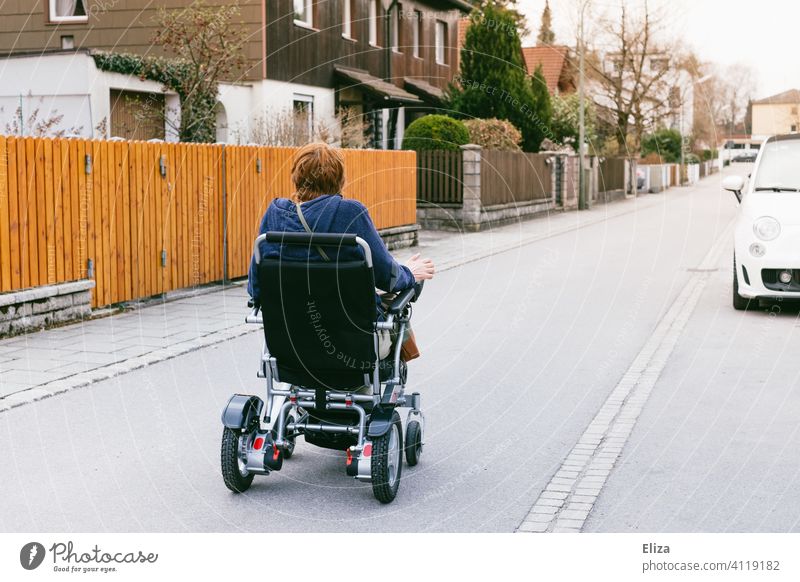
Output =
[
  {"x1": 0, "y1": 280, "x2": 95, "y2": 337},
  {"x1": 379, "y1": 224, "x2": 420, "y2": 250},
  {"x1": 416, "y1": 203, "x2": 463, "y2": 231}
]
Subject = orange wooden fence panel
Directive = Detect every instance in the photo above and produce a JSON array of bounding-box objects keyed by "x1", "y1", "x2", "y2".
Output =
[{"x1": 0, "y1": 138, "x2": 416, "y2": 308}]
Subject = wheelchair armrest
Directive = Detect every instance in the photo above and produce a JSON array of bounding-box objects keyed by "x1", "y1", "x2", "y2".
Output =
[{"x1": 386, "y1": 286, "x2": 416, "y2": 315}]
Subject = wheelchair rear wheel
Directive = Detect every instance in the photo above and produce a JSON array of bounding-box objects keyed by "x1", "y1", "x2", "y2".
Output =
[
  {"x1": 370, "y1": 411, "x2": 403, "y2": 503},
  {"x1": 220, "y1": 427, "x2": 254, "y2": 493}
]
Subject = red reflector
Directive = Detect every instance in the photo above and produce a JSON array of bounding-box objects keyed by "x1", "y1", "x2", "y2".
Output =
[
  {"x1": 253, "y1": 437, "x2": 264, "y2": 450},
  {"x1": 273, "y1": 445, "x2": 280, "y2": 460},
  {"x1": 346, "y1": 449, "x2": 353, "y2": 466},
  {"x1": 362, "y1": 443, "x2": 372, "y2": 457}
]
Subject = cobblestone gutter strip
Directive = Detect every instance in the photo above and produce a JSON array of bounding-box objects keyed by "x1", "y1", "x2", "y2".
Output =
[
  {"x1": 0, "y1": 324, "x2": 258, "y2": 412},
  {"x1": 516, "y1": 220, "x2": 734, "y2": 533}
]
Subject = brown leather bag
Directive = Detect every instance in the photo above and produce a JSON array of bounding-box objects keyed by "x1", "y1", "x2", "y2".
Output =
[{"x1": 400, "y1": 329, "x2": 420, "y2": 361}]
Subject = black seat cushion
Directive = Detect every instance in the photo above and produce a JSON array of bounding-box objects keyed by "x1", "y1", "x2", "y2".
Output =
[{"x1": 257, "y1": 257, "x2": 378, "y2": 390}]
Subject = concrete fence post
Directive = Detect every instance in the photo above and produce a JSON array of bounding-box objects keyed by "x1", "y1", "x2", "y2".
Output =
[{"x1": 461, "y1": 144, "x2": 482, "y2": 232}]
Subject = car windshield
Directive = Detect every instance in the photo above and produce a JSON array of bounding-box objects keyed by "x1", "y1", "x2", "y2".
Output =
[{"x1": 753, "y1": 139, "x2": 800, "y2": 191}]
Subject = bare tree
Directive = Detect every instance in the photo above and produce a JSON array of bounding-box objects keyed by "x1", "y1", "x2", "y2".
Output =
[
  {"x1": 719, "y1": 64, "x2": 757, "y2": 131},
  {"x1": 587, "y1": 1, "x2": 686, "y2": 154},
  {"x1": 1, "y1": 96, "x2": 83, "y2": 137},
  {"x1": 693, "y1": 62, "x2": 757, "y2": 147},
  {"x1": 235, "y1": 107, "x2": 369, "y2": 149},
  {"x1": 151, "y1": 1, "x2": 247, "y2": 142}
]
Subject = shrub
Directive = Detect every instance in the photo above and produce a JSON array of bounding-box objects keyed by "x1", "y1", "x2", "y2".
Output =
[
  {"x1": 462, "y1": 118, "x2": 522, "y2": 150},
  {"x1": 700, "y1": 148, "x2": 717, "y2": 161},
  {"x1": 402, "y1": 115, "x2": 470, "y2": 152},
  {"x1": 641, "y1": 128, "x2": 682, "y2": 163}
]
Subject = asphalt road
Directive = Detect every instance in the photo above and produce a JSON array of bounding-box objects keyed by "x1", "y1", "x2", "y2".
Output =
[{"x1": 5, "y1": 166, "x2": 794, "y2": 533}]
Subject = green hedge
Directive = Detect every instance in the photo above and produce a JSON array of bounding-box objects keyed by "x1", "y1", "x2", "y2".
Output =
[{"x1": 402, "y1": 115, "x2": 470, "y2": 152}]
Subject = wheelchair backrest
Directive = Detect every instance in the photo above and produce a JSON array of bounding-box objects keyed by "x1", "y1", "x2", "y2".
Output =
[{"x1": 256, "y1": 232, "x2": 378, "y2": 390}]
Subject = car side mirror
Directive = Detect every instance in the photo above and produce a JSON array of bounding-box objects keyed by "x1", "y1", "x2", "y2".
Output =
[{"x1": 722, "y1": 175, "x2": 744, "y2": 202}]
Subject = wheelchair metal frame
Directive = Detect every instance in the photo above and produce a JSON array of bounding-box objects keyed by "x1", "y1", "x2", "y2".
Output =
[{"x1": 243, "y1": 233, "x2": 424, "y2": 482}]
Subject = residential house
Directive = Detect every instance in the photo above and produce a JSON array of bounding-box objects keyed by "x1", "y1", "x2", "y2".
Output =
[
  {"x1": 521, "y1": 45, "x2": 576, "y2": 95},
  {"x1": 0, "y1": 0, "x2": 472, "y2": 147},
  {"x1": 751, "y1": 89, "x2": 800, "y2": 139},
  {"x1": 596, "y1": 51, "x2": 694, "y2": 138}
]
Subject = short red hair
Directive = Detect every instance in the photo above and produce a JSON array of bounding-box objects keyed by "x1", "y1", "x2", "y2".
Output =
[{"x1": 291, "y1": 142, "x2": 346, "y2": 202}]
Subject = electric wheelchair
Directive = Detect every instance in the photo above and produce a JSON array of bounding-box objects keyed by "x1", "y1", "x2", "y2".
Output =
[{"x1": 220, "y1": 231, "x2": 425, "y2": 503}]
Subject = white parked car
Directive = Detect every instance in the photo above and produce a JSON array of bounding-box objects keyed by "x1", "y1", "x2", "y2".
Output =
[{"x1": 724, "y1": 135, "x2": 800, "y2": 310}]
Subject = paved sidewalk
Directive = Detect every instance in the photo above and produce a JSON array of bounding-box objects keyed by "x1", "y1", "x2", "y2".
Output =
[{"x1": 0, "y1": 188, "x2": 694, "y2": 411}]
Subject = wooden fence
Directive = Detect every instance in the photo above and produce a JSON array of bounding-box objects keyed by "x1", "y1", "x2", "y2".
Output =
[
  {"x1": 480, "y1": 150, "x2": 551, "y2": 206},
  {"x1": 599, "y1": 157, "x2": 626, "y2": 192},
  {"x1": 416, "y1": 150, "x2": 463, "y2": 204},
  {"x1": 0, "y1": 136, "x2": 417, "y2": 307}
]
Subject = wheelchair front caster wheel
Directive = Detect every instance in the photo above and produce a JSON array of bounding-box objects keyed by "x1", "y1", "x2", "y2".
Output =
[
  {"x1": 371, "y1": 411, "x2": 403, "y2": 504},
  {"x1": 405, "y1": 420, "x2": 422, "y2": 466},
  {"x1": 220, "y1": 427, "x2": 254, "y2": 493}
]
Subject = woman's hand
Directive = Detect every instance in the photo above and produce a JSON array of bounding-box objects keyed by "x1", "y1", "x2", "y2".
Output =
[{"x1": 405, "y1": 253, "x2": 435, "y2": 282}]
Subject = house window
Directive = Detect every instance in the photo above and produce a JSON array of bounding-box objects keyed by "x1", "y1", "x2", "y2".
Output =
[
  {"x1": 650, "y1": 58, "x2": 669, "y2": 73},
  {"x1": 49, "y1": 0, "x2": 88, "y2": 23},
  {"x1": 342, "y1": 0, "x2": 353, "y2": 38},
  {"x1": 435, "y1": 20, "x2": 447, "y2": 65},
  {"x1": 369, "y1": 0, "x2": 379, "y2": 46},
  {"x1": 294, "y1": 0, "x2": 313, "y2": 27},
  {"x1": 293, "y1": 95, "x2": 314, "y2": 143},
  {"x1": 792, "y1": 124, "x2": 798, "y2": 133},
  {"x1": 390, "y1": 4, "x2": 401, "y2": 52},
  {"x1": 412, "y1": 10, "x2": 421, "y2": 58}
]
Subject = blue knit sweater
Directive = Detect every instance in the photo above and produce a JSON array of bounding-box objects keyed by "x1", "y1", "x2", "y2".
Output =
[{"x1": 247, "y1": 194, "x2": 415, "y2": 304}]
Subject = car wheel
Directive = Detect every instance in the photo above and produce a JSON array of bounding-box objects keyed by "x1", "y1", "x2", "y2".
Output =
[{"x1": 733, "y1": 256, "x2": 753, "y2": 311}]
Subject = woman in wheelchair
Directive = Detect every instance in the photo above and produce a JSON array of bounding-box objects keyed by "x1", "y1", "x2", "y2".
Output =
[{"x1": 220, "y1": 142, "x2": 434, "y2": 503}]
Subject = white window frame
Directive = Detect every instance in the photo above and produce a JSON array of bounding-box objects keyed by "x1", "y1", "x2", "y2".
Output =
[
  {"x1": 369, "y1": 0, "x2": 379, "y2": 47},
  {"x1": 293, "y1": 94, "x2": 315, "y2": 140},
  {"x1": 412, "y1": 10, "x2": 421, "y2": 58},
  {"x1": 342, "y1": 0, "x2": 352, "y2": 38},
  {"x1": 294, "y1": 0, "x2": 313, "y2": 28},
  {"x1": 390, "y1": 4, "x2": 401, "y2": 52},
  {"x1": 435, "y1": 20, "x2": 447, "y2": 65},
  {"x1": 49, "y1": 0, "x2": 88, "y2": 23}
]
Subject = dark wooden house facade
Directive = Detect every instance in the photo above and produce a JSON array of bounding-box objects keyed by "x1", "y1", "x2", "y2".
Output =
[{"x1": 0, "y1": 0, "x2": 472, "y2": 146}]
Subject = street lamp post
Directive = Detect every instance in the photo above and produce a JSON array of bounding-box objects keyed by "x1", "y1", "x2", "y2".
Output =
[{"x1": 578, "y1": 0, "x2": 589, "y2": 210}]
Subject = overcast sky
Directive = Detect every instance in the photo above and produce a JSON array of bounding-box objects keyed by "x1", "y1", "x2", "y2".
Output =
[{"x1": 517, "y1": 0, "x2": 800, "y2": 99}]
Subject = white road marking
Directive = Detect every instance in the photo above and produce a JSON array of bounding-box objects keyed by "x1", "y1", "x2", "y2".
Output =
[{"x1": 517, "y1": 219, "x2": 735, "y2": 533}]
